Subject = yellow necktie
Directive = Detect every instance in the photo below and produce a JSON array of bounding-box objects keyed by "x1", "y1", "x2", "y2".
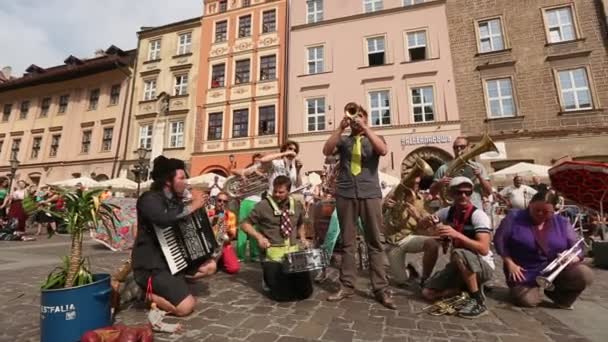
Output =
[{"x1": 351, "y1": 136, "x2": 362, "y2": 176}]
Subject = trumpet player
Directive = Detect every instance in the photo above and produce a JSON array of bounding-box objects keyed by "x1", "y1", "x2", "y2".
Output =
[
  {"x1": 419, "y1": 177, "x2": 494, "y2": 319},
  {"x1": 493, "y1": 191, "x2": 593, "y2": 308}
]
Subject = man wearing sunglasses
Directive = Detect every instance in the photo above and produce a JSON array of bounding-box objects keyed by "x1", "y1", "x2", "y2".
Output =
[
  {"x1": 430, "y1": 137, "x2": 492, "y2": 209},
  {"x1": 208, "y1": 192, "x2": 240, "y2": 274},
  {"x1": 420, "y1": 177, "x2": 494, "y2": 318}
]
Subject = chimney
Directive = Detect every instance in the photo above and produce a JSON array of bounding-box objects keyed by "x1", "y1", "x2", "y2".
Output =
[
  {"x1": 1, "y1": 66, "x2": 11, "y2": 78},
  {"x1": 94, "y1": 49, "x2": 106, "y2": 57}
]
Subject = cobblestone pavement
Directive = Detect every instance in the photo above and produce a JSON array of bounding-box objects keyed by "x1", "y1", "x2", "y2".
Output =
[{"x1": 1, "y1": 236, "x2": 608, "y2": 342}]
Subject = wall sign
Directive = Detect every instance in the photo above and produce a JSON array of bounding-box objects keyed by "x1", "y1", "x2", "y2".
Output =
[{"x1": 401, "y1": 135, "x2": 452, "y2": 147}]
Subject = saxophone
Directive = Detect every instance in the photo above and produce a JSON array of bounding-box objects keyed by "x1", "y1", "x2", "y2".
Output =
[
  {"x1": 212, "y1": 213, "x2": 230, "y2": 259},
  {"x1": 384, "y1": 157, "x2": 434, "y2": 240},
  {"x1": 440, "y1": 134, "x2": 498, "y2": 205}
]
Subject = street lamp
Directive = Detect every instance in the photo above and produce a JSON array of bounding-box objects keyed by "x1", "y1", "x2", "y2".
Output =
[
  {"x1": 132, "y1": 147, "x2": 149, "y2": 196},
  {"x1": 8, "y1": 157, "x2": 20, "y2": 191}
]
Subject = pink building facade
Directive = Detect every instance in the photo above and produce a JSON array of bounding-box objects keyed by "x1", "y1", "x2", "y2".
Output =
[{"x1": 287, "y1": 0, "x2": 460, "y2": 177}]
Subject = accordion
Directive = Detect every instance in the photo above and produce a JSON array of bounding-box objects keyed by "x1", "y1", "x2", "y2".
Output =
[{"x1": 154, "y1": 209, "x2": 219, "y2": 275}]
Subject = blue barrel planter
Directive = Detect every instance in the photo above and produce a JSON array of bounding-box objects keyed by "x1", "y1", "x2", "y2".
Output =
[{"x1": 40, "y1": 273, "x2": 112, "y2": 342}]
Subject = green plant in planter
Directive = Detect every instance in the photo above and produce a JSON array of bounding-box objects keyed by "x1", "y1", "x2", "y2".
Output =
[{"x1": 41, "y1": 188, "x2": 119, "y2": 289}]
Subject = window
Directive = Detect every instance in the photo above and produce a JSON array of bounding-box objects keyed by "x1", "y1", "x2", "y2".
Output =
[
  {"x1": 19, "y1": 101, "x2": 29, "y2": 119},
  {"x1": 30, "y1": 137, "x2": 42, "y2": 159},
  {"x1": 367, "y1": 36, "x2": 385, "y2": 66},
  {"x1": 242, "y1": 0, "x2": 250, "y2": 7},
  {"x1": 208, "y1": 112, "x2": 223, "y2": 140},
  {"x1": 306, "y1": 97, "x2": 326, "y2": 132},
  {"x1": 0, "y1": 140, "x2": 3, "y2": 156},
  {"x1": 169, "y1": 121, "x2": 185, "y2": 148},
  {"x1": 364, "y1": 0, "x2": 383, "y2": 13},
  {"x1": 174, "y1": 74, "x2": 189, "y2": 96},
  {"x1": 260, "y1": 55, "x2": 277, "y2": 80},
  {"x1": 40, "y1": 97, "x2": 51, "y2": 117},
  {"x1": 49, "y1": 134, "x2": 61, "y2": 157},
  {"x1": 262, "y1": 10, "x2": 276, "y2": 33},
  {"x1": 307, "y1": 0, "x2": 323, "y2": 23},
  {"x1": 235, "y1": 59, "x2": 251, "y2": 84},
  {"x1": 258, "y1": 106, "x2": 275, "y2": 135},
  {"x1": 139, "y1": 124, "x2": 153, "y2": 149},
  {"x1": 411, "y1": 86, "x2": 435, "y2": 123},
  {"x1": 232, "y1": 109, "x2": 249, "y2": 138},
  {"x1": 239, "y1": 15, "x2": 252, "y2": 38},
  {"x1": 102, "y1": 127, "x2": 113, "y2": 151},
  {"x1": 177, "y1": 32, "x2": 192, "y2": 55},
  {"x1": 58, "y1": 95, "x2": 69, "y2": 113},
  {"x1": 478, "y1": 18, "x2": 505, "y2": 53},
  {"x1": 219, "y1": 0, "x2": 227, "y2": 12},
  {"x1": 88, "y1": 88, "x2": 100, "y2": 110},
  {"x1": 143, "y1": 79, "x2": 157, "y2": 101},
  {"x1": 404, "y1": 0, "x2": 425, "y2": 5},
  {"x1": 10, "y1": 139, "x2": 21, "y2": 160},
  {"x1": 307, "y1": 46, "x2": 324, "y2": 74},
  {"x1": 557, "y1": 68, "x2": 592, "y2": 111},
  {"x1": 211, "y1": 63, "x2": 226, "y2": 88},
  {"x1": 368, "y1": 91, "x2": 391, "y2": 126},
  {"x1": 545, "y1": 7, "x2": 576, "y2": 43},
  {"x1": 81, "y1": 130, "x2": 92, "y2": 154},
  {"x1": 215, "y1": 20, "x2": 228, "y2": 42},
  {"x1": 109, "y1": 84, "x2": 121, "y2": 105},
  {"x1": 148, "y1": 40, "x2": 161, "y2": 61},
  {"x1": 3, "y1": 104, "x2": 12, "y2": 121},
  {"x1": 407, "y1": 30, "x2": 427, "y2": 61},
  {"x1": 485, "y1": 78, "x2": 516, "y2": 118}
]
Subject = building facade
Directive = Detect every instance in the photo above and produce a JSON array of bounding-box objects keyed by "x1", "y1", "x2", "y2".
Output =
[
  {"x1": 288, "y1": 0, "x2": 460, "y2": 177},
  {"x1": 0, "y1": 47, "x2": 135, "y2": 185},
  {"x1": 120, "y1": 17, "x2": 202, "y2": 177},
  {"x1": 191, "y1": 0, "x2": 288, "y2": 176},
  {"x1": 446, "y1": 0, "x2": 608, "y2": 170}
]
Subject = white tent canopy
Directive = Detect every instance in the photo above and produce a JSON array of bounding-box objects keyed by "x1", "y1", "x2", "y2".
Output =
[
  {"x1": 51, "y1": 176, "x2": 100, "y2": 188},
  {"x1": 379, "y1": 172, "x2": 400, "y2": 187},
  {"x1": 490, "y1": 162, "x2": 550, "y2": 181},
  {"x1": 188, "y1": 173, "x2": 226, "y2": 189},
  {"x1": 93, "y1": 177, "x2": 139, "y2": 191}
]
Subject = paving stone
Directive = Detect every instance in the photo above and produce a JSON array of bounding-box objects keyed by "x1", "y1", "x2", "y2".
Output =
[
  {"x1": 249, "y1": 305, "x2": 275, "y2": 314},
  {"x1": 199, "y1": 308, "x2": 227, "y2": 320},
  {"x1": 291, "y1": 321, "x2": 327, "y2": 340},
  {"x1": 322, "y1": 327, "x2": 355, "y2": 341},
  {"x1": 417, "y1": 320, "x2": 444, "y2": 331},
  {"x1": 276, "y1": 336, "x2": 315, "y2": 342},
  {"x1": 246, "y1": 332, "x2": 280, "y2": 342},
  {"x1": 240, "y1": 316, "x2": 272, "y2": 330},
  {"x1": 386, "y1": 316, "x2": 416, "y2": 329},
  {"x1": 441, "y1": 323, "x2": 467, "y2": 331}
]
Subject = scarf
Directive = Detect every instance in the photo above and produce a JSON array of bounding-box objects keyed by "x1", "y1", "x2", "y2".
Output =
[{"x1": 451, "y1": 203, "x2": 475, "y2": 248}]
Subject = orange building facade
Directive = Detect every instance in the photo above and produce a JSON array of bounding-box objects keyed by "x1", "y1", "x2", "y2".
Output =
[{"x1": 191, "y1": 0, "x2": 288, "y2": 177}]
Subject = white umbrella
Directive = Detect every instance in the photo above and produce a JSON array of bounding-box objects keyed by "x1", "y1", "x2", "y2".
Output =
[
  {"x1": 94, "y1": 177, "x2": 138, "y2": 191},
  {"x1": 307, "y1": 172, "x2": 322, "y2": 186},
  {"x1": 188, "y1": 173, "x2": 226, "y2": 189},
  {"x1": 491, "y1": 162, "x2": 550, "y2": 180},
  {"x1": 51, "y1": 176, "x2": 100, "y2": 188},
  {"x1": 379, "y1": 172, "x2": 400, "y2": 187}
]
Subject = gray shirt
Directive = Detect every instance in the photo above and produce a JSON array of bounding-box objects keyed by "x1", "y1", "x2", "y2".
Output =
[
  {"x1": 335, "y1": 135, "x2": 383, "y2": 199},
  {"x1": 433, "y1": 161, "x2": 489, "y2": 209}
]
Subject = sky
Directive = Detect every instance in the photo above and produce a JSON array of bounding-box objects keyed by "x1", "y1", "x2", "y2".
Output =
[{"x1": 0, "y1": 0, "x2": 202, "y2": 76}]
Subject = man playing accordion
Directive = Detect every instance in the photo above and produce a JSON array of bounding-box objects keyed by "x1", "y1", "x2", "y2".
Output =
[{"x1": 240, "y1": 175, "x2": 313, "y2": 302}]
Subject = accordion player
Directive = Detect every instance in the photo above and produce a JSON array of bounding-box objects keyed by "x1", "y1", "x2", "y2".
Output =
[{"x1": 132, "y1": 155, "x2": 217, "y2": 317}]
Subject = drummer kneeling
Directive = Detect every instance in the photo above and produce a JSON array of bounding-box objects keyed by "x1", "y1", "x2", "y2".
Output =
[{"x1": 241, "y1": 176, "x2": 314, "y2": 302}]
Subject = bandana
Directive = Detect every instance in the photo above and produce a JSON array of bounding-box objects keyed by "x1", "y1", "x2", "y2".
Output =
[{"x1": 451, "y1": 203, "x2": 475, "y2": 248}]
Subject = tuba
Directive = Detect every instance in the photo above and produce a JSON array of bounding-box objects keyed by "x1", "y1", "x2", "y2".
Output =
[
  {"x1": 384, "y1": 157, "x2": 434, "y2": 237},
  {"x1": 440, "y1": 134, "x2": 498, "y2": 204},
  {"x1": 223, "y1": 171, "x2": 268, "y2": 198}
]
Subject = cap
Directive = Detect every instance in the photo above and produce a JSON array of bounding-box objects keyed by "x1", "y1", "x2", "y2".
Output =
[{"x1": 449, "y1": 176, "x2": 474, "y2": 188}]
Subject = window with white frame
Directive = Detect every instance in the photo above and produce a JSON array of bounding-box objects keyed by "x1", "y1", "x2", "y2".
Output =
[
  {"x1": 88, "y1": 88, "x2": 100, "y2": 110},
  {"x1": 109, "y1": 84, "x2": 121, "y2": 105},
  {"x1": 364, "y1": 0, "x2": 383, "y2": 13},
  {"x1": 40, "y1": 97, "x2": 51, "y2": 117},
  {"x1": 212, "y1": 63, "x2": 226, "y2": 88},
  {"x1": 307, "y1": 46, "x2": 324, "y2": 74},
  {"x1": 139, "y1": 124, "x2": 153, "y2": 149},
  {"x1": 102, "y1": 127, "x2": 113, "y2": 151},
  {"x1": 2, "y1": 103, "x2": 11, "y2": 121},
  {"x1": 407, "y1": 30, "x2": 427, "y2": 61},
  {"x1": 235, "y1": 59, "x2": 251, "y2": 84},
  {"x1": 143, "y1": 79, "x2": 157, "y2": 101},
  {"x1": 174, "y1": 75, "x2": 189, "y2": 96},
  {"x1": 81, "y1": 130, "x2": 92, "y2": 154},
  {"x1": 219, "y1": 0, "x2": 227, "y2": 12},
  {"x1": 30, "y1": 136, "x2": 42, "y2": 159},
  {"x1": 557, "y1": 68, "x2": 592, "y2": 111},
  {"x1": 232, "y1": 109, "x2": 249, "y2": 138},
  {"x1": 404, "y1": 0, "x2": 425, "y2": 5},
  {"x1": 368, "y1": 91, "x2": 391, "y2": 126},
  {"x1": 19, "y1": 101, "x2": 29, "y2": 119},
  {"x1": 545, "y1": 7, "x2": 576, "y2": 43},
  {"x1": 169, "y1": 121, "x2": 185, "y2": 148},
  {"x1": 49, "y1": 134, "x2": 60, "y2": 157},
  {"x1": 58, "y1": 95, "x2": 69, "y2": 113},
  {"x1": 215, "y1": 20, "x2": 228, "y2": 42},
  {"x1": 478, "y1": 18, "x2": 505, "y2": 53},
  {"x1": 148, "y1": 40, "x2": 161, "y2": 61},
  {"x1": 177, "y1": 32, "x2": 192, "y2": 55},
  {"x1": 411, "y1": 86, "x2": 435, "y2": 123},
  {"x1": 258, "y1": 105, "x2": 276, "y2": 135},
  {"x1": 306, "y1": 97, "x2": 326, "y2": 132},
  {"x1": 262, "y1": 10, "x2": 276, "y2": 33},
  {"x1": 10, "y1": 139, "x2": 21, "y2": 160},
  {"x1": 260, "y1": 55, "x2": 276, "y2": 80},
  {"x1": 485, "y1": 78, "x2": 516, "y2": 118},
  {"x1": 208, "y1": 112, "x2": 223, "y2": 140},
  {"x1": 367, "y1": 36, "x2": 385, "y2": 66},
  {"x1": 307, "y1": 0, "x2": 323, "y2": 23},
  {"x1": 239, "y1": 15, "x2": 252, "y2": 37}
]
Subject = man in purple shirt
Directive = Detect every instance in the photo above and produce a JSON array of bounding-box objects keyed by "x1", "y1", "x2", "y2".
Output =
[{"x1": 494, "y1": 191, "x2": 593, "y2": 308}]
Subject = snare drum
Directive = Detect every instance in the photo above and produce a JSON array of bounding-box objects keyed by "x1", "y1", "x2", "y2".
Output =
[{"x1": 282, "y1": 248, "x2": 329, "y2": 274}]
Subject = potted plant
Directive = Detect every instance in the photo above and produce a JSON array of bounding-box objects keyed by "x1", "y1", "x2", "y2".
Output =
[{"x1": 39, "y1": 188, "x2": 118, "y2": 342}]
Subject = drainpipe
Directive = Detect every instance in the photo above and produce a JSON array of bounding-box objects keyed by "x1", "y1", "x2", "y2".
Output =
[
  {"x1": 117, "y1": 39, "x2": 141, "y2": 177},
  {"x1": 282, "y1": 0, "x2": 292, "y2": 145},
  {"x1": 111, "y1": 55, "x2": 135, "y2": 178}
]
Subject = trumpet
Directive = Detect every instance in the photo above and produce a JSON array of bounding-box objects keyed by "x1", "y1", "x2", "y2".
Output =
[
  {"x1": 422, "y1": 292, "x2": 469, "y2": 316},
  {"x1": 344, "y1": 102, "x2": 364, "y2": 120},
  {"x1": 536, "y1": 238, "x2": 584, "y2": 290}
]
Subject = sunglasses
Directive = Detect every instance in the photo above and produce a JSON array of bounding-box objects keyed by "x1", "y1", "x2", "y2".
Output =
[
  {"x1": 453, "y1": 145, "x2": 467, "y2": 150},
  {"x1": 287, "y1": 147, "x2": 297, "y2": 152},
  {"x1": 216, "y1": 199, "x2": 227, "y2": 203},
  {"x1": 452, "y1": 190, "x2": 473, "y2": 197}
]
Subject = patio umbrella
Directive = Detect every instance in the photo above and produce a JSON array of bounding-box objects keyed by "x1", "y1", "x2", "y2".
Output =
[
  {"x1": 491, "y1": 162, "x2": 551, "y2": 179},
  {"x1": 379, "y1": 172, "x2": 400, "y2": 187},
  {"x1": 51, "y1": 176, "x2": 100, "y2": 188},
  {"x1": 94, "y1": 177, "x2": 139, "y2": 191},
  {"x1": 549, "y1": 161, "x2": 608, "y2": 214},
  {"x1": 188, "y1": 173, "x2": 226, "y2": 189}
]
